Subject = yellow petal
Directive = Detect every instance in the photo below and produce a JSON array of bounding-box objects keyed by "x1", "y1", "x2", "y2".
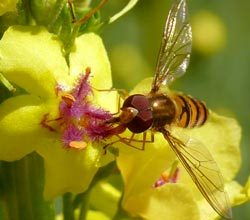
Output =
[
  {"x1": 87, "y1": 210, "x2": 109, "y2": 220},
  {"x1": 197, "y1": 181, "x2": 248, "y2": 220},
  {"x1": 69, "y1": 33, "x2": 112, "y2": 89},
  {"x1": 245, "y1": 176, "x2": 250, "y2": 198},
  {"x1": 227, "y1": 181, "x2": 248, "y2": 206},
  {"x1": 0, "y1": 95, "x2": 51, "y2": 161},
  {"x1": 177, "y1": 112, "x2": 241, "y2": 197},
  {"x1": 123, "y1": 184, "x2": 200, "y2": 220},
  {"x1": 69, "y1": 32, "x2": 118, "y2": 116},
  {"x1": 90, "y1": 182, "x2": 121, "y2": 218},
  {"x1": 117, "y1": 132, "x2": 176, "y2": 206},
  {"x1": 37, "y1": 140, "x2": 103, "y2": 199},
  {"x1": 116, "y1": 77, "x2": 242, "y2": 219},
  {"x1": 0, "y1": 26, "x2": 69, "y2": 98}
]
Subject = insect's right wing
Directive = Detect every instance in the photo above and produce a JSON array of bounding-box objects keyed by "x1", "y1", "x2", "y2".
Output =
[
  {"x1": 161, "y1": 129, "x2": 232, "y2": 219},
  {"x1": 151, "y1": 0, "x2": 192, "y2": 93}
]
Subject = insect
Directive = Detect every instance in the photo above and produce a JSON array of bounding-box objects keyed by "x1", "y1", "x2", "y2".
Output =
[{"x1": 105, "y1": 0, "x2": 232, "y2": 219}]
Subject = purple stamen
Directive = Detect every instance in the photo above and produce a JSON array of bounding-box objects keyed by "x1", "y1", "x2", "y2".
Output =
[
  {"x1": 56, "y1": 69, "x2": 114, "y2": 148},
  {"x1": 72, "y1": 72, "x2": 91, "y2": 100},
  {"x1": 153, "y1": 168, "x2": 179, "y2": 188},
  {"x1": 62, "y1": 124, "x2": 84, "y2": 147}
]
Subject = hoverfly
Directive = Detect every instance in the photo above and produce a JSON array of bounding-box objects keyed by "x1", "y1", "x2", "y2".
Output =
[{"x1": 105, "y1": 0, "x2": 232, "y2": 219}]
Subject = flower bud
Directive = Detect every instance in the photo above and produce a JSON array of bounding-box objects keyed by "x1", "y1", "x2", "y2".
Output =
[{"x1": 192, "y1": 11, "x2": 227, "y2": 56}]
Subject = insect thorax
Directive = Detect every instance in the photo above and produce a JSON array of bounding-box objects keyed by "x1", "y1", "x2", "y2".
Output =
[{"x1": 148, "y1": 94, "x2": 176, "y2": 128}]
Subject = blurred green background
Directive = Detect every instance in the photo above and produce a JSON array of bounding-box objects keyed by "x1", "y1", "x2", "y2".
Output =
[{"x1": 102, "y1": 0, "x2": 250, "y2": 219}]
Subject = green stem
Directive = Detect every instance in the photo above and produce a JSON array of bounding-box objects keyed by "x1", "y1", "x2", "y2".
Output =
[
  {"x1": 28, "y1": 153, "x2": 55, "y2": 220},
  {"x1": 20, "y1": 0, "x2": 33, "y2": 24},
  {"x1": 63, "y1": 193, "x2": 75, "y2": 220},
  {"x1": 0, "y1": 162, "x2": 19, "y2": 220},
  {"x1": 0, "y1": 73, "x2": 16, "y2": 92},
  {"x1": 112, "y1": 192, "x2": 128, "y2": 220},
  {"x1": 73, "y1": 161, "x2": 117, "y2": 219},
  {"x1": 14, "y1": 157, "x2": 34, "y2": 220},
  {"x1": 78, "y1": 190, "x2": 91, "y2": 220},
  {"x1": 0, "y1": 152, "x2": 55, "y2": 220}
]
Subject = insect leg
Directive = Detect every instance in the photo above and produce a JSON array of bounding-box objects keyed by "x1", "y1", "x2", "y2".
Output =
[
  {"x1": 141, "y1": 131, "x2": 155, "y2": 150},
  {"x1": 120, "y1": 131, "x2": 154, "y2": 144},
  {"x1": 92, "y1": 87, "x2": 128, "y2": 99},
  {"x1": 91, "y1": 87, "x2": 128, "y2": 116},
  {"x1": 119, "y1": 132, "x2": 155, "y2": 149},
  {"x1": 103, "y1": 133, "x2": 146, "y2": 154},
  {"x1": 141, "y1": 132, "x2": 147, "y2": 150}
]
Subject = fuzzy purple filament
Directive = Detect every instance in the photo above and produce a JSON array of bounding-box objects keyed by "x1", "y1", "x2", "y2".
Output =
[{"x1": 58, "y1": 71, "x2": 113, "y2": 148}]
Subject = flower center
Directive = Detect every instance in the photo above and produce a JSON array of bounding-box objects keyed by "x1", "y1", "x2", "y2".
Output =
[
  {"x1": 153, "y1": 161, "x2": 179, "y2": 188},
  {"x1": 41, "y1": 67, "x2": 113, "y2": 149}
]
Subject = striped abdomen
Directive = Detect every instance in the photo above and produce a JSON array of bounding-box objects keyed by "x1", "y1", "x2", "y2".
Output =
[{"x1": 173, "y1": 95, "x2": 208, "y2": 128}]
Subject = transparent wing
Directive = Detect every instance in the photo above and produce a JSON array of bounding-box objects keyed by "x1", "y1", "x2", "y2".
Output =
[
  {"x1": 151, "y1": 0, "x2": 192, "y2": 93},
  {"x1": 161, "y1": 129, "x2": 232, "y2": 219}
]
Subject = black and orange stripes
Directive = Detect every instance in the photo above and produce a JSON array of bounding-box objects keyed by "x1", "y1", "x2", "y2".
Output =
[{"x1": 173, "y1": 95, "x2": 208, "y2": 128}]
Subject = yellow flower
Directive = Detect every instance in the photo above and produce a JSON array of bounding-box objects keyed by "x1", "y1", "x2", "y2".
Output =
[
  {"x1": 0, "y1": 26, "x2": 117, "y2": 199},
  {"x1": 116, "y1": 79, "x2": 249, "y2": 220}
]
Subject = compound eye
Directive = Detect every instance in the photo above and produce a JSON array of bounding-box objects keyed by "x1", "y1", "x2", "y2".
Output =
[
  {"x1": 123, "y1": 94, "x2": 153, "y2": 133},
  {"x1": 123, "y1": 94, "x2": 150, "y2": 111},
  {"x1": 127, "y1": 110, "x2": 153, "y2": 133}
]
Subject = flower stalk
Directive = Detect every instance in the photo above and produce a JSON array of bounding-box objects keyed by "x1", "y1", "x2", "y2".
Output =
[
  {"x1": 112, "y1": 193, "x2": 131, "y2": 220},
  {"x1": 63, "y1": 193, "x2": 75, "y2": 220},
  {"x1": 78, "y1": 190, "x2": 91, "y2": 220}
]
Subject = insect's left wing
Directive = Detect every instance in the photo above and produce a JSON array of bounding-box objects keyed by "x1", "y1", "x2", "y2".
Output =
[
  {"x1": 161, "y1": 129, "x2": 232, "y2": 219},
  {"x1": 151, "y1": 0, "x2": 192, "y2": 93}
]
